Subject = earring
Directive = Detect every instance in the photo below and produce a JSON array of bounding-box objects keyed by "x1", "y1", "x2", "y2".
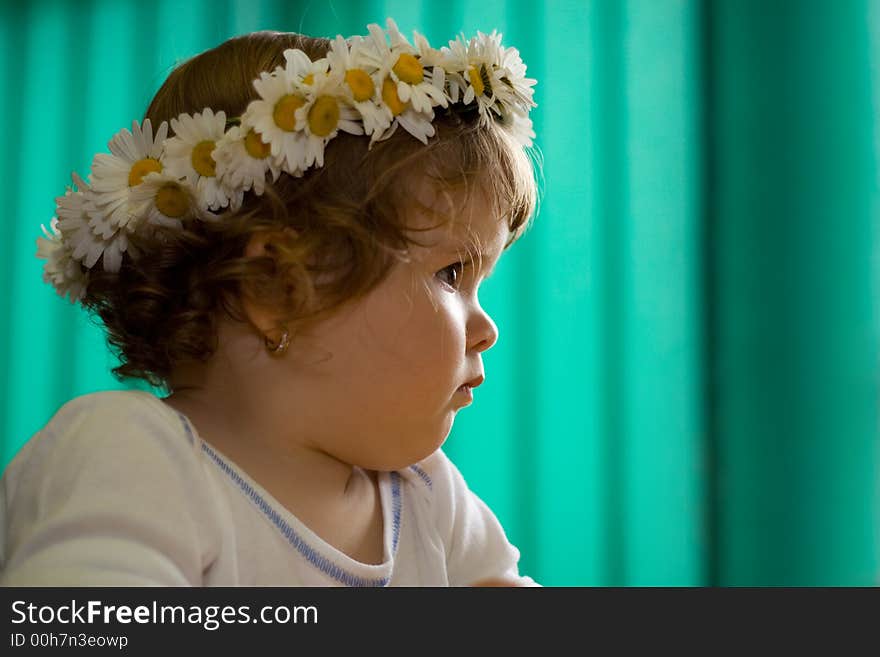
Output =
[{"x1": 264, "y1": 327, "x2": 291, "y2": 356}]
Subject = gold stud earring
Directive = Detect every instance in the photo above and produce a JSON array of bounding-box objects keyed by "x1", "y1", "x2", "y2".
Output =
[{"x1": 264, "y1": 327, "x2": 291, "y2": 356}]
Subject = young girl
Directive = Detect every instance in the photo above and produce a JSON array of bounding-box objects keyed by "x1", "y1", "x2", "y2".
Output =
[{"x1": 0, "y1": 20, "x2": 539, "y2": 586}]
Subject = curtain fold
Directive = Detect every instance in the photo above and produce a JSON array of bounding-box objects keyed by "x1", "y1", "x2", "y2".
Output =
[
  {"x1": 707, "y1": 0, "x2": 879, "y2": 585},
  {"x1": 1, "y1": 0, "x2": 877, "y2": 586}
]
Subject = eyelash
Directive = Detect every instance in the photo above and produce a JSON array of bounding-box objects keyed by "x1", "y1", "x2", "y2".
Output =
[{"x1": 437, "y1": 262, "x2": 465, "y2": 290}]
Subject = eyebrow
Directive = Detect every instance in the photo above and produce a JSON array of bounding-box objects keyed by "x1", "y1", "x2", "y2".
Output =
[{"x1": 441, "y1": 246, "x2": 502, "y2": 279}]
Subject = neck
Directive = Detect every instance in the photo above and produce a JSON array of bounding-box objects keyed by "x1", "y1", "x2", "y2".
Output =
[{"x1": 164, "y1": 381, "x2": 365, "y2": 504}]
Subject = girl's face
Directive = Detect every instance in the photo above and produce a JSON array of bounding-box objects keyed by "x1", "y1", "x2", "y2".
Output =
[{"x1": 284, "y1": 188, "x2": 508, "y2": 471}]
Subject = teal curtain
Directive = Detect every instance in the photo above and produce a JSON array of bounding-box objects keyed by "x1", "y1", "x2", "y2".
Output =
[{"x1": 1, "y1": 0, "x2": 877, "y2": 586}]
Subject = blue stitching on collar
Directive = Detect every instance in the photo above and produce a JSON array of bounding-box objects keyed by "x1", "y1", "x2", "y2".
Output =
[
  {"x1": 199, "y1": 439, "x2": 401, "y2": 587},
  {"x1": 176, "y1": 411, "x2": 195, "y2": 446},
  {"x1": 390, "y1": 471, "x2": 401, "y2": 553},
  {"x1": 408, "y1": 464, "x2": 433, "y2": 490}
]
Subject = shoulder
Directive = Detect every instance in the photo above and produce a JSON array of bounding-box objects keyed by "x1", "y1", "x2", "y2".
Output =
[
  {"x1": 3, "y1": 390, "x2": 201, "y2": 501},
  {"x1": 33, "y1": 389, "x2": 194, "y2": 460},
  {"x1": 45, "y1": 389, "x2": 185, "y2": 436},
  {"x1": 40, "y1": 389, "x2": 190, "y2": 448},
  {"x1": 409, "y1": 450, "x2": 537, "y2": 586},
  {"x1": 1, "y1": 390, "x2": 220, "y2": 585}
]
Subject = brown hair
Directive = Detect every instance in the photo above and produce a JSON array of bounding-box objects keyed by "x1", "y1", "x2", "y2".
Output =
[{"x1": 82, "y1": 31, "x2": 539, "y2": 390}]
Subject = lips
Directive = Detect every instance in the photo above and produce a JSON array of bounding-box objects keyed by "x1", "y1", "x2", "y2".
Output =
[
  {"x1": 455, "y1": 374, "x2": 484, "y2": 401},
  {"x1": 463, "y1": 375, "x2": 485, "y2": 389}
]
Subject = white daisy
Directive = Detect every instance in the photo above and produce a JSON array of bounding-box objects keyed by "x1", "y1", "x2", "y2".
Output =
[
  {"x1": 291, "y1": 65, "x2": 364, "y2": 169},
  {"x1": 56, "y1": 183, "x2": 130, "y2": 273},
  {"x1": 164, "y1": 108, "x2": 231, "y2": 211},
  {"x1": 495, "y1": 42, "x2": 538, "y2": 115},
  {"x1": 55, "y1": 173, "x2": 132, "y2": 273},
  {"x1": 443, "y1": 32, "x2": 504, "y2": 119},
  {"x1": 244, "y1": 67, "x2": 312, "y2": 174},
  {"x1": 36, "y1": 218, "x2": 89, "y2": 302},
  {"x1": 442, "y1": 31, "x2": 537, "y2": 132},
  {"x1": 87, "y1": 119, "x2": 169, "y2": 237},
  {"x1": 498, "y1": 106, "x2": 536, "y2": 147},
  {"x1": 129, "y1": 172, "x2": 198, "y2": 232},
  {"x1": 213, "y1": 124, "x2": 282, "y2": 198},
  {"x1": 439, "y1": 34, "x2": 473, "y2": 104},
  {"x1": 282, "y1": 49, "x2": 364, "y2": 168},
  {"x1": 364, "y1": 19, "x2": 447, "y2": 115},
  {"x1": 55, "y1": 172, "x2": 110, "y2": 270},
  {"x1": 243, "y1": 51, "x2": 332, "y2": 174},
  {"x1": 407, "y1": 29, "x2": 450, "y2": 111},
  {"x1": 326, "y1": 35, "x2": 391, "y2": 139},
  {"x1": 373, "y1": 77, "x2": 436, "y2": 145},
  {"x1": 283, "y1": 47, "x2": 330, "y2": 85},
  {"x1": 90, "y1": 229, "x2": 131, "y2": 273},
  {"x1": 357, "y1": 20, "x2": 440, "y2": 145}
]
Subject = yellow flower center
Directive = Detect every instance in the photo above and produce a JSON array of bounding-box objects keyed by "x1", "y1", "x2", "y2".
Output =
[
  {"x1": 191, "y1": 140, "x2": 216, "y2": 177},
  {"x1": 244, "y1": 130, "x2": 271, "y2": 159},
  {"x1": 307, "y1": 95, "x2": 340, "y2": 137},
  {"x1": 155, "y1": 184, "x2": 189, "y2": 218},
  {"x1": 128, "y1": 158, "x2": 162, "y2": 187},
  {"x1": 393, "y1": 53, "x2": 423, "y2": 85},
  {"x1": 273, "y1": 94, "x2": 306, "y2": 132},
  {"x1": 302, "y1": 73, "x2": 314, "y2": 85},
  {"x1": 468, "y1": 65, "x2": 485, "y2": 97},
  {"x1": 382, "y1": 77, "x2": 407, "y2": 116},
  {"x1": 345, "y1": 69, "x2": 374, "y2": 102}
]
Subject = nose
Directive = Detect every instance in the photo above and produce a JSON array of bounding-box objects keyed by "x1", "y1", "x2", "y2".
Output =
[{"x1": 468, "y1": 304, "x2": 499, "y2": 353}]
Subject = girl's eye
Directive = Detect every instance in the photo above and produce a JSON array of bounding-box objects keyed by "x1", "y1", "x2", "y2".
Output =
[{"x1": 438, "y1": 262, "x2": 464, "y2": 289}]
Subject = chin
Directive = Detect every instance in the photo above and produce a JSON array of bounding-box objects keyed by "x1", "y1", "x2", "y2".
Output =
[
  {"x1": 376, "y1": 436, "x2": 449, "y2": 472},
  {"x1": 375, "y1": 450, "x2": 438, "y2": 472},
  {"x1": 359, "y1": 419, "x2": 452, "y2": 471}
]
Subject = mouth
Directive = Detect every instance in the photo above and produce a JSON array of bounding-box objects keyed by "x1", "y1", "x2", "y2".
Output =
[
  {"x1": 455, "y1": 375, "x2": 483, "y2": 402},
  {"x1": 463, "y1": 375, "x2": 485, "y2": 389},
  {"x1": 456, "y1": 384, "x2": 474, "y2": 399}
]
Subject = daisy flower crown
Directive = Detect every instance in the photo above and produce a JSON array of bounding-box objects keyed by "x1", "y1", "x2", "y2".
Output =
[{"x1": 36, "y1": 19, "x2": 537, "y2": 304}]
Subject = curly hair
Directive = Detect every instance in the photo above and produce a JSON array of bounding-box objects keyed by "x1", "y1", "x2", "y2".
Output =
[{"x1": 81, "y1": 31, "x2": 539, "y2": 391}]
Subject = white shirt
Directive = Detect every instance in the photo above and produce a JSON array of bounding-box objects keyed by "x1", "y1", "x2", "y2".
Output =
[{"x1": 0, "y1": 390, "x2": 536, "y2": 586}]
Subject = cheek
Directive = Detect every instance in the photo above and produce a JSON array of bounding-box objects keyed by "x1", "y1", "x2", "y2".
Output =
[
  {"x1": 412, "y1": 287, "x2": 466, "y2": 346},
  {"x1": 390, "y1": 302, "x2": 464, "y2": 391},
  {"x1": 363, "y1": 278, "x2": 467, "y2": 378}
]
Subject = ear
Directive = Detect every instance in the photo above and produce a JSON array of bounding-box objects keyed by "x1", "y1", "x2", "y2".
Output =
[
  {"x1": 240, "y1": 228, "x2": 299, "y2": 337},
  {"x1": 243, "y1": 227, "x2": 299, "y2": 257}
]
